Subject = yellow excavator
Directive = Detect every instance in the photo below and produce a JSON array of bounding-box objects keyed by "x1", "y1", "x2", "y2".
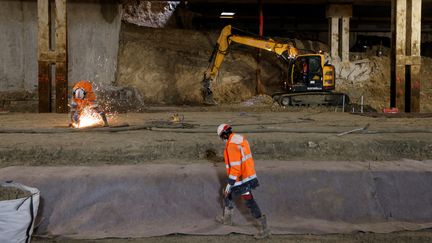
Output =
[{"x1": 202, "y1": 25, "x2": 348, "y2": 106}]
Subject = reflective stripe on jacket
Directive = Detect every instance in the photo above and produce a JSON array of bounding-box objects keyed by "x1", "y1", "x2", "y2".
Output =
[{"x1": 224, "y1": 133, "x2": 257, "y2": 186}]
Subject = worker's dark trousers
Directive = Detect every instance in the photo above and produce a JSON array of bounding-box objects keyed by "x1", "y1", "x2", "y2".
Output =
[{"x1": 224, "y1": 179, "x2": 262, "y2": 219}]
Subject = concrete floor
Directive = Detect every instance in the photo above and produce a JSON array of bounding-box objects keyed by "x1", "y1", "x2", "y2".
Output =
[
  {"x1": 32, "y1": 231, "x2": 432, "y2": 243},
  {"x1": 1, "y1": 109, "x2": 432, "y2": 241},
  {"x1": 0, "y1": 110, "x2": 432, "y2": 166}
]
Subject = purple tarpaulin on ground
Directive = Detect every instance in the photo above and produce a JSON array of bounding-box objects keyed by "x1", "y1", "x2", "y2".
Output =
[{"x1": 1, "y1": 160, "x2": 432, "y2": 239}]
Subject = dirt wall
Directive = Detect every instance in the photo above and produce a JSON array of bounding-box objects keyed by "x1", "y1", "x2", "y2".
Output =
[
  {"x1": 335, "y1": 55, "x2": 432, "y2": 112},
  {"x1": 116, "y1": 24, "x2": 287, "y2": 105},
  {"x1": 121, "y1": 0, "x2": 179, "y2": 28},
  {"x1": 116, "y1": 24, "x2": 432, "y2": 111},
  {"x1": 117, "y1": 24, "x2": 432, "y2": 111}
]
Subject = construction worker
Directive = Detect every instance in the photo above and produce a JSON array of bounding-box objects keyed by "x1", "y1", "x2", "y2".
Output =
[
  {"x1": 69, "y1": 80, "x2": 108, "y2": 127},
  {"x1": 216, "y1": 123, "x2": 270, "y2": 239}
]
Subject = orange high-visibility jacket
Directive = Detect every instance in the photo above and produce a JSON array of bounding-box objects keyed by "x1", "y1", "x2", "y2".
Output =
[
  {"x1": 224, "y1": 133, "x2": 257, "y2": 186},
  {"x1": 71, "y1": 80, "x2": 98, "y2": 111}
]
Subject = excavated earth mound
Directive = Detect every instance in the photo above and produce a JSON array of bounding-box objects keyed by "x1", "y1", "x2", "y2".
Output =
[
  {"x1": 116, "y1": 23, "x2": 432, "y2": 111},
  {"x1": 117, "y1": 24, "x2": 295, "y2": 105}
]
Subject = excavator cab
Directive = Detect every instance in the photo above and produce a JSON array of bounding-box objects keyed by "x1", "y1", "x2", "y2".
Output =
[{"x1": 285, "y1": 54, "x2": 335, "y2": 92}]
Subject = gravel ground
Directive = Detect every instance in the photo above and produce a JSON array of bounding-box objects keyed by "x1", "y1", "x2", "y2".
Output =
[{"x1": 0, "y1": 186, "x2": 30, "y2": 201}]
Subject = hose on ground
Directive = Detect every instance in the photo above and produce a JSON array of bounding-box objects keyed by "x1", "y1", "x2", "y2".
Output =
[{"x1": 0, "y1": 125, "x2": 432, "y2": 134}]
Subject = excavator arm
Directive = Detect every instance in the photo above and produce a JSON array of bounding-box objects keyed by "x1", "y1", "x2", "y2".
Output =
[{"x1": 202, "y1": 25, "x2": 299, "y2": 105}]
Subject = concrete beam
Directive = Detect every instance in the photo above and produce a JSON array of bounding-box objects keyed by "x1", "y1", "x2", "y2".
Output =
[{"x1": 326, "y1": 4, "x2": 353, "y2": 18}]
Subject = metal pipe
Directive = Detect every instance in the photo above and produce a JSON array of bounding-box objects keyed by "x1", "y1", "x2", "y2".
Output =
[
  {"x1": 256, "y1": 0, "x2": 264, "y2": 94},
  {"x1": 342, "y1": 94, "x2": 345, "y2": 112}
]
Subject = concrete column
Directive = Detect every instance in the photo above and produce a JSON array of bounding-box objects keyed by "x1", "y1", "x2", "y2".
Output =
[
  {"x1": 390, "y1": 0, "x2": 396, "y2": 108},
  {"x1": 341, "y1": 17, "x2": 350, "y2": 62},
  {"x1": 392, "y1": 0, "x2": 422, "y2": 112},
  {"x1": 329, "y1": 17, "x2": 339, "y2": 60},
  {"x1": 37, "y1": 0, "x2": 68, "y2": 113},
  {"x1": 54, "y1": 0, "x2": 68, "y2": 113},
  {"x1": 38, "y1": 0, "x2": 51, "y2": 112},
  {"x1": 409, "y1": 0, "x2": 422, "y2": 112},
  {"x1": 326, "y1": 4, "x2": 352, "y2": 61},
  {"x1": 395, "y1": 0, "x2": 407, "y2": 112}
]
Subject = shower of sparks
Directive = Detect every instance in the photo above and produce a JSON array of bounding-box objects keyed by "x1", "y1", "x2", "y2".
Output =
[{"x1": 73, "y1": 107, "x2": 103, "y2": 128}]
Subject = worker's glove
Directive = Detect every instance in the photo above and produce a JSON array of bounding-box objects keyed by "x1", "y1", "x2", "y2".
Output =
[{"x1": 223, "y1": 184, "x2": 232, "y2": 197}]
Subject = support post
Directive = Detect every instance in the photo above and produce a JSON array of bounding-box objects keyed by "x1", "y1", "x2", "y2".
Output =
[
  {"x1": 55, "y1": 0, "x2": 68, "y2": 113},
  {"x1": 410, "y1": 0, "x2": 421, "y2": 112},
  {"x1": 392, "y1": 0, "x2": 421, "y2": 112},
  {"x1": 326, "y1": 4, "x2": 352, "y2": 62},
  {"x1": 37, "y1": 0, "x2": 68, "y2": 113},
  {"x1": 341, "y1": 17, "x2": 350, "y2": 62},
  {"x1": 256, "y1": 0, "x2": 265, "y2": 95},
  {"x1": 329, "y1": 17, "x2": 339, "y2": 60},
  {"x1": 38, "y1": 0, "x2": 51, "y2": 112},
  {"x1": 390, "y1": 0, "x2": 396, "y2": 108},
  {"x1": 395, "y1": 0, "x2": 407, "y2": 112}
]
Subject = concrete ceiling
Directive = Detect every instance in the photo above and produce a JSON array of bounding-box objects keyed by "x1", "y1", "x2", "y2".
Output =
[
  {"x1": 186, "y1": 0, "x2": 432, "y2": 4},
  {"x1": 182, "y1": 0, "x2": 432, "y2": 36}
]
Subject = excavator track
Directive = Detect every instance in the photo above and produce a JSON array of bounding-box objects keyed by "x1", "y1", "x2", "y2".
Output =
[{"x1": 272, "y1": 92, "x2": 349, "y2": 107}]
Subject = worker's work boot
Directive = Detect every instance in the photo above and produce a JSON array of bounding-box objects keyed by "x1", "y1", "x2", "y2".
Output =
[
  {"x1": 216, "y1": 207, "x2": 233, "y2": 225},
  {"x1": 101, "y1": 113, "x2": 109, "y2": 127},
  {"x1": 254, "y1": 214, "x2": 271, "y2": 239}
]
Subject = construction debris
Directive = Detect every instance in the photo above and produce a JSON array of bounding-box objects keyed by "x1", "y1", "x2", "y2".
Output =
[{"x1": 337, "y1": 124, "x2": 370, "y2": 136}]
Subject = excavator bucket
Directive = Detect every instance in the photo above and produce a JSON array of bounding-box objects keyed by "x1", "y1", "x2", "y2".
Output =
[{"x1": 202, "y1": 76, "x2": 216, "y2": 105}]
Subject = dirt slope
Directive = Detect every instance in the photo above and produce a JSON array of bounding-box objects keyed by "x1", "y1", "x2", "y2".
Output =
[{"x1": 117, "y1": 24, "x2": 432, "y2": 111}]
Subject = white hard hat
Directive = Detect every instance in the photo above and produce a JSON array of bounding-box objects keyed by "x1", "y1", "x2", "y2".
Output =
[
  {"x1": 74, "y1": 88, "x2": 85, "y2": 100},
  {"x1": 217, "y1": 123, "x2": 231, "y2": 137}
]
